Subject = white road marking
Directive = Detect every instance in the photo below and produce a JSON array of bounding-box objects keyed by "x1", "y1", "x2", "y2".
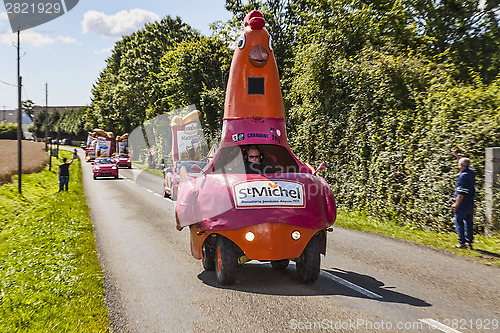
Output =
[
  {"x1": 419, "y1": 319, "x2": 462, "y2": 333},
  {"x1": 320, "y1": 270, "x2": 383, "y2": 299},
  {"x1": 244, "y1": 262, "x2": 383, "y2": 299},
  {"x1": 123, "y1": 177, "x2": 166, "y2": 199}
]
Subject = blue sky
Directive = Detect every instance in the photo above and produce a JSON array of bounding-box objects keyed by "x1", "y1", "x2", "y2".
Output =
[{"x1": 0, "y1": 1, "x2": 233, "y2": 110}]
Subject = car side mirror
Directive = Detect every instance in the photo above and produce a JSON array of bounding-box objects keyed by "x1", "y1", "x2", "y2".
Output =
[
  {"x1": 191, "y1": 164, "x2": 203, "y2": 173},
  {"x1": 314, "y1": 162, "x2": 327, "y2": 175}
]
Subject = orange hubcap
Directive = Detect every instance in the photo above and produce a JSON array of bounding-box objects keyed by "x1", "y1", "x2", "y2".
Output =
[{"x1": 216, "y1": 246, "x2": 222, "y2": 272}]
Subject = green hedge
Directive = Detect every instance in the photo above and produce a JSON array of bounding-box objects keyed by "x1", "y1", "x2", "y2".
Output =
[{"x1": 287, "y1": 45, "x2": 500, "y2": 233}]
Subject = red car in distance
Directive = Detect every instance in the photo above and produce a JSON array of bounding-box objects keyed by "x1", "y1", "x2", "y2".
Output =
[
  {"x1": 92, "y1": 157, "x2": 119, "y2": 180},
  {"x1": 163, "y1": 160, "x2": 207, "y2": 200},
  {"x1": 114, "y1": 153, "x2": 131, "y2": 168}
]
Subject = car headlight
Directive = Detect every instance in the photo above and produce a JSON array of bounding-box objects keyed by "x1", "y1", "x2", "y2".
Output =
[
  {"x1": 245, "y1": 232, "x2": 255, "y2": 241},
  {"x1": 112, "y1": 166, "x2": 117, "y2": 169},
  {"x1": 291, "y1": 230, "x2": 301, "y2": 240},
  {"x1": 94, "y1": 166, "x2": 100, "y2": 170}
]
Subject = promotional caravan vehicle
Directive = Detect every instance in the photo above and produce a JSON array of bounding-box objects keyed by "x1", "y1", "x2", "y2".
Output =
[
  {"x1": 116, "y1": 133, "x2": 129, "y2": 155},
  {"x1": 175, "y1": 11, "x2": 336, "y2": 285},
  {"x1": 114, "y1": 133, "x2": 131, "y2": 168},
  {"x1": 94, "y1": 129, "x2": 114, "y2": 158},
  {"x1": 85, "y1": 133, "x2": 97, "y2": 162},
  {"x1": 163, "y1": 111, "x2": 207, "y2": 200},
  {"x1": 163, "y1": 160, "x2": 207, "y2": 200},
  {"x1": 92, "y1": 157, "x2": 119, "y2": 179}
]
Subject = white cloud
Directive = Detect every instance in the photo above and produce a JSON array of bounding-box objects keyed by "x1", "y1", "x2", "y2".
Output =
[
  {"x1": 94, "y1": 47, "x2": 113, "y2": 55},
  {"x1": 0, "y1": 30, "x2": 78, "y2": 47},
  {"x1": 56, "y1": 36, "x2": 78, "y2": 44},
  {"x1": 0, "y1": 11, "x2": 7, "y2": 28},
  {"x1": 82, "y1": 9, "x2": 160, "y2": 37}
]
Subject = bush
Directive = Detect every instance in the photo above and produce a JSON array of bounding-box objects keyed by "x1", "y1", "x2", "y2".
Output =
[{"x1": 0, "y1": 123, "x2": 19, "y2": 139}]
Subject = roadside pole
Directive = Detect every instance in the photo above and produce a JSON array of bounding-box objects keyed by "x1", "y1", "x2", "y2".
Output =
[
  {"x1": 485, "y1": 147, "x2": 500, "y2": 237},
  {"x1": 49, "y1": 143, "x2": 52, "y2": 171},
  {"x1": 17, "y1": 30, "x2": 22, "y2": 194}
]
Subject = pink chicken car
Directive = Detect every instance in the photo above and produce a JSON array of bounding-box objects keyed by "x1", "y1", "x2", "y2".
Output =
[{"x1": 174, "y1": 11, "x2": 336, "y2": 285}]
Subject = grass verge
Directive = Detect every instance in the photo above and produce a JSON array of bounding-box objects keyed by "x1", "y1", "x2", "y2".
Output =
[
  {"x1": 132, "y1": 161, "x2": 164, "y2": 178},
  {"x1": 336, "y1": 210, "x2": 500, "y2": 267},
  {"x1": 0, "y1": 150, "x2": 109, "y2": 332}
]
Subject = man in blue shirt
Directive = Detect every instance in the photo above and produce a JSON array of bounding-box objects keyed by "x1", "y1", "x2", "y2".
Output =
[{"x1": 451, "y1": 157, "x2": 475, "y2": 249}]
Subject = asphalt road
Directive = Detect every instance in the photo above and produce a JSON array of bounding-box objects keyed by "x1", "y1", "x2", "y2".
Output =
[{"x1": 78, "y1": 149, "x2": 500, "y2": 333}]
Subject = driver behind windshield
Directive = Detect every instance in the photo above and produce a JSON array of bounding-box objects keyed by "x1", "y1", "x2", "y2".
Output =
[{"x1": 244, "y1": 145, "x2": 266, "y2": 174}]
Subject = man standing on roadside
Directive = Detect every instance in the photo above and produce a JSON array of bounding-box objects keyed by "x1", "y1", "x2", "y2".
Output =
[
  {"x1": 451, "y1": 157, "x2": 476, "y2": 249},
  {"x1": 58, "y1": 157, "x2": 74, "y2": 192}
]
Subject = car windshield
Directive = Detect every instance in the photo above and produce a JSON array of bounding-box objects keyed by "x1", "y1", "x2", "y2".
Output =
[
  {"x1": 176, "y1": 161, "x2": 207, "y2": 173},
  {"x1": 95, "y1": 158, "x2": 115, "y2": 165},
  {"x1": 212, "y1": 144, "x2": 299, "y2": 174}
]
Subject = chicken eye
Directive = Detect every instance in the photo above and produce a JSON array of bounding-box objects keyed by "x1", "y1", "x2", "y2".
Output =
[
  {"x1": 268, "y1": 36, "x2": 274, "y2": 51},
  {"x1": 237, "y1": 34, "x2": 246, "y2": 49}
]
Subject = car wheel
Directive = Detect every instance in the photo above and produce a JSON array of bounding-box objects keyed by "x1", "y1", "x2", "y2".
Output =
[
  {"x1": 202, "y1": 241, "x2": 215, "y2": 271},
  {"x1": 215, "y1": 236, "x2": 237, "y2": 285},
  {"x1": 296, "y1": 234, "x2": 321, "y2": 283},
  {"x1": 163, "y1": 189, "x2": 169, "y2": 198},
  {"x1": 93, "y1": 175, "x2": 96, "y2": 180},
  {"x1": 271, "y1": 259, "x2": 289, "y2": 270}
]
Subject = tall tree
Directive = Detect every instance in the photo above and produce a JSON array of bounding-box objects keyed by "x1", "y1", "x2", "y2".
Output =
[
  {"x1": 22, "y1": 99, "x2": 35, "y2": 121},
  {"x1": 408, "y1": 0, "x2": 500, "y2": 82},
  {"x1": 154, "y1": 36, "x2": 231, "y2": 133},
  {"x1": 87, "y1": 16, "x2": 200, "y2": 134}
]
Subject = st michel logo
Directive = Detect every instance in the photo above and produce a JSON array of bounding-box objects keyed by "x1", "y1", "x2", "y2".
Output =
[
  {"x1": 232, "y1": 180, "x2": 306, "y2": 209},
  {"x1": 4, "y1": 0, "x2": 79, "y2": 32}
]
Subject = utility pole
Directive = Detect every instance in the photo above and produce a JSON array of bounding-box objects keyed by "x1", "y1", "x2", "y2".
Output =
[
  {"x1": 17, "y1": 30, "x2": 22, "y2": 195},
  {"x1": 45, "y1": 83, "x2": 48, "y2": 151}
]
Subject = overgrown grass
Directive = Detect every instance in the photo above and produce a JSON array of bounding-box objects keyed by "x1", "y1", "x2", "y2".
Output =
[
  {"x1": 0, "y1": 150, "x2": 109, "y2": 332},
  {"x1": 336, "y1": 210, "x2": 500, "y2": 267}
]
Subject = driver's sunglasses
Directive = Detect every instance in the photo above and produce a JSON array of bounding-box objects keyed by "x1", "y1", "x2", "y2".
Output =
[{"x1": 248, "y1": 155, "x2": 260, "y2": 159}]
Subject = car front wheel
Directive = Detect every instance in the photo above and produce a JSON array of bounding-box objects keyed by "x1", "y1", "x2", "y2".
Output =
[
  {"x1": 296, "y1": 234, "x2": 321, "y2": 283},
  {"x1": 215, "y1": 236, "x2": 237, "y2": 285}
]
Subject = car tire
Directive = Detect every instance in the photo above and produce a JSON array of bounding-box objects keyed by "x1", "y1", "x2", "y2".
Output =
[
  {"x1": 296, "y1": 234, "x2": 321, "y2": 283},
  {"x1": 93, "y1": 175, "x2": 96, "y2": 180},
  {"x1": 215, "y1": 236, "x2": 237, "y2": 285},
  {"x1": 271, "y1": 259, "x2": 289, "y2": 270},
  {"x1": 202, "y1": 241, "x2": 215, "y2": 271}
]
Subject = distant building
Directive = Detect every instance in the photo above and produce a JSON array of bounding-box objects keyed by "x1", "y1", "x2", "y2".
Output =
[
  {"x1": 1, "y1": 109, "x2": 33, "y2": 139},
  {"x1": 1, "y1": 105, "x2": 85, "y2": 140}
]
